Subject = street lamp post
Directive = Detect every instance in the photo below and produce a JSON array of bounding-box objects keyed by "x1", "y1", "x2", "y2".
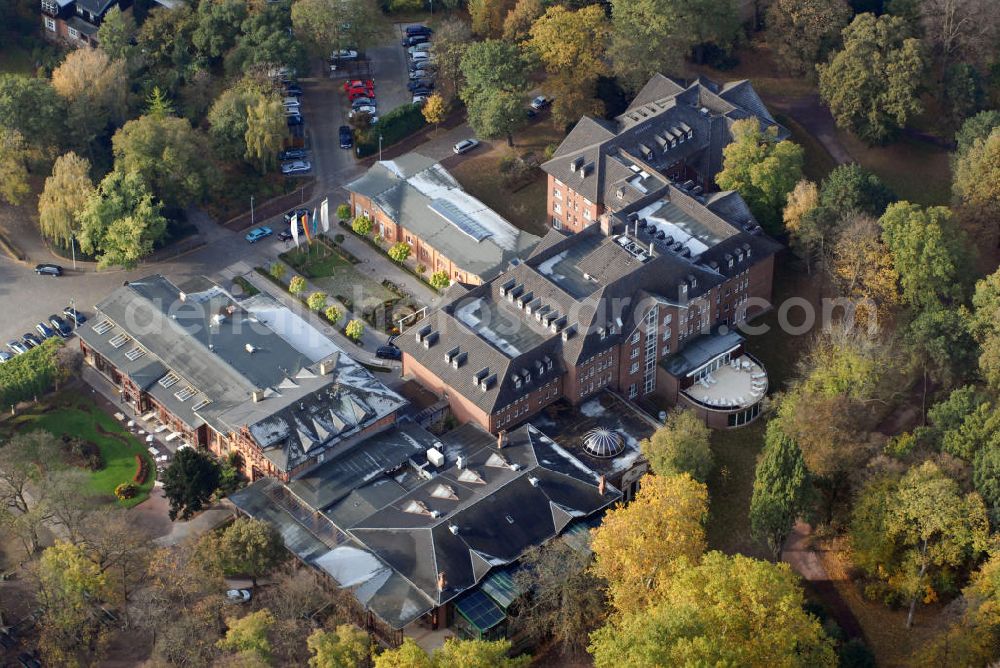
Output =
[
  {"x1": 250, "y1": 196, "x2": 255, "y2": 227},
  {"x1": 70, "y1": 234, "x2": 76, "y2": 271},
  {"x1": 379, "y1": 134, "x2": 383, "y2": 162},
  {"x1": 70, "y1": 297, "x2": 76, "y2": 331}
]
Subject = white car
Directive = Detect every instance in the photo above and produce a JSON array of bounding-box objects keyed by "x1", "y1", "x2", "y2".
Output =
[
  {"x1": 412, "y1": 95, "x2": 428, "y2": 105},
  {"x1": 530, "y1": 95, "x2": 551, "y2": 110},
  {"x1": 281, "y1": 160, "x2": 312, "y2": 175},
  {"x1": 331, "y1": 49, "x2": 359, "y2": 60},
  {"x1": 453, "y1": 139, "x2": 479, "y2": 155},
  {"x1": 225, "y1": 589, "x2": 251, "y2": 604},
  {"x1": 349, "y1": 105, "x2": 377, "y2": 118},
  {"x1": 409, "y1": 50, "x2": 431, "y2": 61},
  {"x1": 284, "y1": 106, "x2": 301, "y2": 116},
  {"x1": 283, "y1": 96, "x2": 300, "y2": 107},
  {"x1": 407, "y1": 44, "x2": 431, "y2": 56}
]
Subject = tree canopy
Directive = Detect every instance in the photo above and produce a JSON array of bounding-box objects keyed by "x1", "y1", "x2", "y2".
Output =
[
  {"x1": 161, "y1": 447, "x2": 221, "y2": 520},
  {"x1": 750, "y1": 420, "x2": 812, "y2": 559},
  {"x1": 37, "y1": 152, "x2": 94, "y2": 248},
  {"x1": 77, "y1": 169, "x2": 168, "y2": 269},
  {"x1": 639, "y1": 410, "x2": 713, "y2": 482},
  {"x1": 766, "y1": 0, "x2": 852, "y2": 76}
]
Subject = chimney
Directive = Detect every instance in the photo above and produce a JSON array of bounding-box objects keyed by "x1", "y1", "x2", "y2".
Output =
[
  {"x1": 437, "y1": 572, "x2": 446, "y2": 591},
  {"x1": 599, "y1": 475, "x2": 606, "y2": 495},
  {"x1": 251, "y1": 390, "x2": 264, "y2": 403},
  {"x1": 497, "y1": 430, "x2": 506, "y2": 449},
  {"x1": 456, "y1": 455, "x2": 464, "y2": 469},
  {"x1": 319, "y1": 360, "x2": 333, "y2": 375}
]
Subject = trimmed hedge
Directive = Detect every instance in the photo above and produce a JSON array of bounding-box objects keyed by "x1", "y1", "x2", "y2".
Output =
[{"x1": 356, "y1": 103, "x2": 427, "y2": 158}]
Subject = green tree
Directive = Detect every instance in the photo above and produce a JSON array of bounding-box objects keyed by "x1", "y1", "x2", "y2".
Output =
[
  {"x1": 973, "y1": 442, "x2": 1000, "y2": 523},
  {"x1": 591, "y1": 473, "x2": 707, "y2": 614},
  {"x1": 766, "y1": 0, "x2": 852, "y2": 76},
  {"x1": 269, "y1": 261, "x2": 287, "y2": 281},
  {"x1": 879, "y1": 201, "x2": 969, "y2": 308},
  {"x1": 36, "y1": 541, "x2": 112, "y2": 666},
  {"x1": 307, "y1": 625, "x2": 371, "y2": 668},
  {"x1": 307, "y1": 291, "x2": 328, "y2": 311},
  {"x1": 924, "y1": 385, "x2": 992, "y2": 457},
  {"x1": 588, "y1": 551, "x2": 837, "y2": 668},
  {"x1": 218, "y1": 609, "x2": 275, "y2": 661},
  {"x1": 905, "y1": 305, "x2": 979, "y2": 419},
  {"x1": 373, "y1": 638, "x2": 433, "y2": 668},
  {"x1": 459, "y1": 40, "x2": 529, "y2": 144},
  {"x1": 0, "y1": 127, "x2": 30, "y2": 205},
  {"x1": 953, "y1": 127, "x2": 999, "y2": 216},
  {"x1": 610, "y1": 0, "x2": 741, "y2": 90},
  {"x1": 750, "y1": 420, "x2": 812, "y2": 560},
  {"x1": 0, "y1": 340, "x2": 66, "y2": 411},
  {"x1": 160, "y1": 447, "x2": 221, "y2": 521},
  {"x1": 819, "y1": 163, "x2": 896, "y2": 217},
  {"x1": 246, "y1": 93, "x2": 287, "y2": 173},
  {"x1": 716, "y1": 118, "x2": 805, "y2": 233},
  {"x1": 289, "y1": 275, "x2": 307, "y2": 295},
  {"x1": 351, "y1": 214, "x2": 372, "y2": 236},
  {"x1": 77, "y1": 169, "x2": 168, "y2": 269},
  {"x1": 145, "y1": 86, "x2": 174, "y2": 119},
  {"x1": 433, "y1": 18, "x2": 473, "y2": 100},
  {"x1": 0, "y1": 74, "x2": 66, "y2": 151},
  {"x1": 136, "y1": 4, "x2": 197, "y2": 92},
  {"x1": 388, "y1": 242, "x2": 411, "y2": 263},
  {"x1": 324, "y1": 305, "x2": 342, "y2": 324},
  {"x1": 640, "y1": 410, "x2": 713, "y2": 482},
  {"x1": 51, "y1": 47, "x2": 128, "y2": 150},
  {"x1": 192, "y1": 0, "x2": 246, "y2": 64},
  {"x1": 335, "y1": 203, "x2": 351, "y2": 221},
  {"x1": 112, "y1": 114, "x2": 209, "y2": 210},
  {"x1": 216, "y1": 517, "x2": 285, "y2": 586},
  {"x1": 345, "y1": 319, "x2": 364, "y2": 341},
  {"x1": 429, "y1": 271, "x2": 450, "y2": 290},
  {"x1": 465, "y1": 89, "x2": 525, "y2": 147},
  {"x1": 512, "y1": 540, "x2": 607, "y2": 658},
  {"x1": 97, "y1": 6, "x2": 136, "y2": 64},
  {"x1": 292, "y1": 0, "x2": 382, "y2": 56},
  {"x1": 817, "y1": 13, "x2": 925, "y2": 144},
  {"x1": 955, "y1": 110, "x2": 1000, "y2": 156},
  {"x1": 375, "y1": 637, "x2": 529, "y2": 667},
  {"x1": 209, "y1": 82, "x2": 265, "y2": 162}
]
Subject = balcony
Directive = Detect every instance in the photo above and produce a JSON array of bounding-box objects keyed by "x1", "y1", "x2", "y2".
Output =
[{"x1": 681, "y1": 354, "x2": 767, "y2": 411}]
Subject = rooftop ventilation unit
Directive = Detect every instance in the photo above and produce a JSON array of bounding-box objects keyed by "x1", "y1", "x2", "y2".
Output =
[
  {"x1": 627, "y1": 212, "x2": 638, "y2": 223},
  {"x1": 672, "y1": 242, "x2": 684, "y2": 253},
  {"x1": 426, "y1": 447, "x2": 445, "y2": 467},
  {"x1": 663, "y1": 235, "x2": 674, "y2": 246},
  {"x1": 245, "y1": 343, "x2": 256, "y2": 354},
  {"x1": 656, "y1": 230, "x2": 666, "y2": 240},
  {"x1": 528, "y1": 476, "x2": 540, "y2": 487},
  {"x1": 637, "y1": 218, "x2": 648, "y2": 229},
  {"x1": 448, "y1": 524, "x2": 459, "y2": 535},
  {"x1": 581, "y1": 162, "x2": 594, "y2": 177}
]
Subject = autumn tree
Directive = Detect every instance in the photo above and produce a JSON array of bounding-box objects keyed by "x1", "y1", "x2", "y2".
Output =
[
  {"x1": 306, "y1": 625, "x2": 371, "y2": 668},
  {"x1": 245, "y1": 95, "x2": 287, "y2": 173},
  {"x1": 373, "y1": 638, "x2": 433, "y2": 668},
  {"x1": 51, "y1": 48, "x2": 128, "y2": 149},
  {"x1": 503, "y1": 0, "x2": 543, "y2": 42},
  {"x1": 640, "y1": 410, "x2": 713, "y2": 482},
  {"x1": 880, "y1": 201, "x2": 969, "y2": 308},
  {"x1": 218, "y1": 609, "x2": 275, "y2": 662},
  {"x1": 512, "y1": 540, "x2": 607, "y2": 658},
  {"x1": 35, "y1": 541, "x2": 112, "y2": 666},
  {"x1": 589, "y1": 552, "x2": 837, "y2": 667},
  {"x1": 388, "y1": 242, "x2": 411, "y2": 263},
  {"x1": 918, "y1": 0, "x2": 1000, "y2": 71},
  {"x1": 750, "y1": 421, "x2": 813, "y2": 560},
  {"x1": 766, "y1": 0, "x2": 852, "y2": 76},
  {"x1": 430, "y1": 271, "x2": 450, "y2": 290},
  {"x1": 591, "y1": 473, "x2": 707, "y2": 614},
  {"x1": 716, "y1": 118, "x2": 805, "y2": 233},
  {"x1": 289, "y1": 275, "x2": 307, "y2": 295},
  {"x1": 817, "y1": 13, "x2": 925, "y2": 144},
  {"x1": 972, "y1": 269, "x2": 1000, "y2": 390},
  {"x1": 830, "y1": 214, "x2": 901, "y2": 324},
  {"x1": 351, "y1": 214, "x2": 372, "y2": 236},
  {"x1": 112, "y1": 113, "x2": 210, "y2": 210},
  {"x1": 422, "y1": 94, "x2": 449, "y2": 133},
  {"x1": 953, "y1": 127, "x2": 999, "y2": 215},
  {"x1": 345, "y1": 319, "x2": 364, "y2": 341},
  {"x1": 44, "y1": 470, "x2": 97, "y2": 544},
  {"x1": 375, "y1": 637, "x2": 529, "y2": 668},
  {"x1": 161, "y1": 447, "x2": 221, "y2": 520},
  {"x1": 77, "y1": 169, "x2": 168, "y2": 269},
  {"x1": 292, "y1": 0, "x2": 383, "y2": 55},
  {"x1": 469, "y1": 0, "x2": 517, "y2": 37},
  {"x1": 460, "y1": 40, "x2": 529, "y2": 146},
  {"x1": 0, "y1": 127, "x2": 30, "y2": 206}
]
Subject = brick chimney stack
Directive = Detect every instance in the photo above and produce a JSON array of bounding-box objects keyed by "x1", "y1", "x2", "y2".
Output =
[
  {"x1": 437, "y1": 571, "x2": 446, "y2": 591},
  {"x1": 497, "y1": 430, "x2": 506, "y2": 449},
  {"x1": 598, "y1": 475, "x2": 606, "y2": 496}
]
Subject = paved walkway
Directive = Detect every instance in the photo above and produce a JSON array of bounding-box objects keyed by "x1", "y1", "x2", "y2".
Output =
[
  {"x1": 335, "y1": 231, "x2": 440, "y2": 307},
  {"x1": 767, "y1": 94, "x2": 852, "y2": 166}
]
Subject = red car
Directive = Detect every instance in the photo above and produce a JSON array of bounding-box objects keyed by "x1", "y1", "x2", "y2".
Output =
[
  {"x1": 343, "y1": 79, "x2": 375, "y2": 93},
  {"x1": 348, "y1": 88, "x2": 375, "y2": 102}
]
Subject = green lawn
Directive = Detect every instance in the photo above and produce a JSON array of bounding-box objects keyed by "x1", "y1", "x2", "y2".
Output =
[
  {"x1": 6, "y1": 396, "x2": 156, "y2": 507},
  {"x1": 280, "y1": 242, "x2": 399, "y2": 312},
  {"x1": 840, "y1": 133, "x2": 953, "y2": 207},
  {"x1": 281, "y1": 242, "x2": 354, "y2": 278}
]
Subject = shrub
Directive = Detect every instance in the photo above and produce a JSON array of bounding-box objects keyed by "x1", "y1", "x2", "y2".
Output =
[
  {"x1": 0, "y1": 338, "x2": 64, "y2": 407},
  {"x1": 416, "y1": 263, "x2": 426, "y2": 274},
  {"x1": 306, "y1": 291, "x2": 327, "y2": 311},
  {"x1": 288, "y1": 275, "x2": 307, "y2": 295},
  {"x1": 115, "y1": 481, "x2": 138, "y2": 500},
  {"x1": 324, "y1": 305, "x2": 343, "y2": 324},
  {"x1": 429, "y1": 271, "x2": 450, "y2": 290},
  {"x1": 345, "y1": 319, "x2": 365, "y2": 341},
  {"x1": 133, "y1": 454, "x2": 149, "y2": 484},
  {"x1": 352, "y1": 215, "x2": 372, "y2": 236},
  {"x1": 334, "y1": 233, "x2": 345, "y2": 243},
  {"x1": 268, "y1": 261, "x2": 286, "y2": 281},
  {"x1": 388, "y1": 241, "x2": 411, "y2": 263},
  {"x1": 335, "y1": 204, "x2": 351, "y2": 221},
  {"x1": 61, "y1": 435, "x2": 104, "y2": 470},
  {"x1": 356, "y1": 103, "x2": 427, "y2": 158}
]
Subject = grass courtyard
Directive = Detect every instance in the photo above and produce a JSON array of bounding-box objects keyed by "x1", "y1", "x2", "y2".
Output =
[
  {"x1": 1, "y1": 394, "x2": 156, "y2": 508},
  {"x1": 279, "y1": 240, "x2": 400, "y2": 314}
]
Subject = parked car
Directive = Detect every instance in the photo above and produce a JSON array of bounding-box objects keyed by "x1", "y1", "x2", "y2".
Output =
[
  {"x1": 284, "y1": 83, "x2": 303, "y2": 96},
  {"x1": 63, "y1": 306, "x2": 87, "y2": 325},
  {"x1": 287, "y1": 114, "x2": 303, "y2": 126},
  {"x1": 343, "y1": 79, "x2": 375, "y2": 92},
  {"x1": 453, "y1": 138, "x2": 480, "y2": 155},
  {"x1": 347, "y1": 87, "x2": 374, "y2": 100},
  {"x1": 402, "y1": 34, "x2": 430, "y2": 47},
  {"x1": 407, "y1": 79, "x2": 434, "y2": 91},
  {"x1": 339, "y1": 125, "x2": 353, "y2": 149},
  {"x1": 283, "y1": 207, "x2": 309, "y2": 226},
  {"x1": 22, "y1": 333, "x2": 41, "y2": 348},
  {"x1": 409, "y1": 60, "x2": 436, "y2": 72},
  {"x1": 48, "y1": 315, "x2": 72, "y2": 338},
  {"x1": 282, "y1": 96, "x2": 301, "y2": 106},
  {"x1": 7, "y1": 340, "x2": 27, "y2": 355},
  {"x1": 525, "y1": 107, "x2": 537, "y2": 119},
  {"x1": 410, "y1": 86, "x2": 433, "y2": 97},
  {"x1": 278, "y1": 148, "x2": 307, "y2": 161},
  {"x1": 35, "y1": 322, "x2": 56, "y2": 339},
  {"x1": 245, "y1": 227, "x2": 273, "y2": 243},
  {"x1": 405, "y1": 24, "x2": 432, "y2": 36},
  {"x1": 409, "y1": 69, "x2": 432, "y2": 80},
  {"x1": 412, "y1": 95, "x2": 428, "y2": 105},
  {"x1": 407, "y1": 44, "x2": 431, "y2": 56},
  {"x1": 331, "y1": 49, "x2": 359, "y2": 61},
  {"x1": 409, "y1": 51, "x2": 432, "y2": 62},
  {"x1": 351, "y1": 96, "x2": 375, "y2": 108},
  {"x1": 530, "y1": 95, "x2": 551, "y2": 110},
  {"x1": 349, "y1": 105, "x2": 377, "y2": 118},
  {"x1": 0, "y1": 351, "x2": 12, "y2": 363},
  {"x1": 34, "y1": 263, "x2": 62, "y2": 277},
  {"x1": 225, "y1": 589, "x2": 252, "y2": 604},
  {"x1": 376, "y1": 345, "x2": 402, "y2": 361},
  {"x1": 281, "y1": 160, "x2": 311, "y2": 175}
]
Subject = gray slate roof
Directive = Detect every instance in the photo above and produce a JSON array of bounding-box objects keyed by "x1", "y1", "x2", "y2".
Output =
[
  {"x1": 347, "y1": 154, "x2": 541, "y2": 281},
  {"x1": 79, "y1": 276, "x2": 405, "y2": 472}
]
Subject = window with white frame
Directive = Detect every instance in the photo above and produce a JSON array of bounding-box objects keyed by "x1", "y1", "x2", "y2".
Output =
[
  {"x1": 628, "y1": 384, "x2": 638, "y2": 398},
  {"x1": 630, "y1": 347, "x2": 639, "y2": 359},
  {"x1": 630, "y1": 331, "x2": 640, "y2": 344},
  {"x1": 68, "y1": 26, "x2": 79, "y2": 39},
  {"x1": 44, "y1": 17, "x2": 56, "y2": 31},
  {"x1": 630, "y1": 362, "x2": 639, "y2": 374},
  {"x1": 553, "y1": 202, "x2": 562, "y2": 214}
]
